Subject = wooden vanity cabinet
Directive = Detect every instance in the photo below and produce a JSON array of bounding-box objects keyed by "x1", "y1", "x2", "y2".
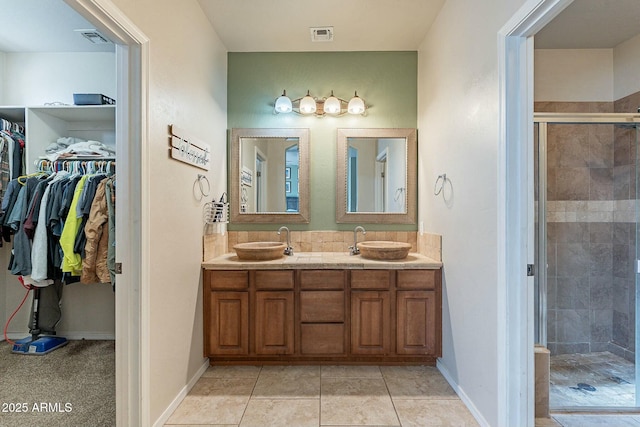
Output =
[
  {"x1": 254, "y1": 271, "x2": 295, "y2": 355},
  {"x1": 299, "y1": 270, "x2": 347, "y2": 355},
  {"x1": 350, "y1": 270, "x2": 392, "y2": 355},
  {"x1": 396, "y1": 270, "x2": 441, "y2": 356},
  {"x1": 203, "y1": 267, "x2": 441, "y2": 363},
  {"x1": 204, "y1": 270, "x2": 249, "y2": 356}
]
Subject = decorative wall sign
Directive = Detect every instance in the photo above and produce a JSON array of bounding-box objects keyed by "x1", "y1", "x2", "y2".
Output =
[
  {"x1": 169, "y1": 125, "x2": 211, "y2": 170},
  {"x1": 241, "y1": 166, "x2": 253, "y2": 187}
]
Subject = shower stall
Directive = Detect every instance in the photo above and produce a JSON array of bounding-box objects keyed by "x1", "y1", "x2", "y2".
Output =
[{"x1": 535, "y1": 111, "x2": 640, "y2": 409}]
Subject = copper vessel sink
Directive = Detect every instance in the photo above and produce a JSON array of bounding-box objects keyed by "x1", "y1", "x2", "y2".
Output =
[
  {"x1": 357, "y1": 241, "x2": 411, "y2": 260},
  {"x1": 233, "y1": 241, "x2": 287, "y2": 261}
]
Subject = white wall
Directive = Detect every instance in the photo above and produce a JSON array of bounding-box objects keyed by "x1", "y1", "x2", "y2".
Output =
[
  {"x1": 417, "y1": 0, "x2": 528, "y2": 425},
  {"x1": 377, "y1": 138, "x2": 405, "y2": 213},
  {"x1": 349, "y1": 138, "x2": 376, "y2": 211},
  {"x1": 266, "y1": 142, "x2": 286, "y2": 212},
  {"x1": 2, "y1": 52, "x2": 115, "y2": 105},
  {"x1": 110, "y1": 0, "x2": 227, "y2": 424},
  {"x1": 613, "y1": 33, "x2": 640, "y2": 101},
  {"x1": 0, "y1": 52, "x2": 5, "y2": 102},
  {"x1": 534, "y1": 49, "x2": 613, "y2": 102}
]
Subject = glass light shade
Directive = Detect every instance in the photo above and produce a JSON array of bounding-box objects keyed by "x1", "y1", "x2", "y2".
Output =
[
  {"x1": 324, "y1": 94, "x2": 341, "y2": 115},
  {"x1": 347, "y1": 93, "x2": 365, "y2": 115},
  {"x1": 274, "y1": 92, "x2": 292, "y2": 113},
  {"x1": 299, "y1": 92, "x2": 317, "y2": 114}
]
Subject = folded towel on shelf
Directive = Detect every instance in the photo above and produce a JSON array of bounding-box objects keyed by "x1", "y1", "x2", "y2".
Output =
[{"x1": 45, "y1": 137, "x2": 116, "y2": 161}]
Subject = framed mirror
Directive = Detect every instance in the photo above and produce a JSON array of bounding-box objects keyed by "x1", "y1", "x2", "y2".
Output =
[
  {"x1": 230, "y1": 128, "x2": 310, "y2": 223},
  {"x1": 336, "y1": 128, "x2": 417, "y2": 224}
]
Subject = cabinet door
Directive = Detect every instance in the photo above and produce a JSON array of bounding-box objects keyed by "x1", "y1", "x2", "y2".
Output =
[
  {"x1": 397, "y1": 291, "x2": 435, "y2": 355},
  {"x1": 351, "y1": 291, "x2": 390, "y2": 355},
  {"x1": 300, "y1": 291, "x2": 345, "y2": 322},
  {"x1": 209, "y1": 291, "x2": 248, "y2": 355},
  {"x1": 255, "y1": 291, "x2": 294, "y2": 354}
]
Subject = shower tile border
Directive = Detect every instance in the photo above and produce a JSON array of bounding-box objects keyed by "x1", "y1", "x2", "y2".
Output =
[{"x1": 546, "y1": 200, "x2": 636, "y2": 223}]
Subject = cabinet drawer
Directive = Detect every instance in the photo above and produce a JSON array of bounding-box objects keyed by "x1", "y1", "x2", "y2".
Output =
[
  {"x1": 300, "y1": 324, "x2": 345, "y2": 354},
  {"x1": 300, "y1": 291, "x2": 345, "y2": 322},
  {"x1": 350, "y1": 270, "x2": 391, "y2": 289},
  {"x1": 397, "y1": 270, "x2": 438, "y2": 290},
  {"x1": 207, "y1": 270, "x2": 248, "y2": 290},
  {"x1": 254, "y1": 270, "x2": 294, "y2": 290},
  {"x1": 300, "y1": 270, "x2": 346, "y2": 290}
]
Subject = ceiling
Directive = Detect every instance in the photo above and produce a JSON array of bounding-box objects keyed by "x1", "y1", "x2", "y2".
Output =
[
  {"x1": 535, "y1": 0, "x2": 640, "y2": 49},
  {"x1": 197, "y1": 0, "x2": 446, "y2": 52},
  {"x1": 0, "y1": 0, "x2": 114, "y2": 53},
  {"x1": 0, "y1": 0, "x2": 639, "y2": 53}
]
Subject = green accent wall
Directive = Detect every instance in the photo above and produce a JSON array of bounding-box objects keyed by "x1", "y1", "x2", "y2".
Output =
[{"x1": 228, "y1": 51, "x2": 417, "y2": 231}]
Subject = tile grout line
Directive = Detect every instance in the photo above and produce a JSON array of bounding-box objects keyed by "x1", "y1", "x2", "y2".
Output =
[
  {"x1": 380, "y1": 368, "x2": 404, "y2": 427},
  {"x1": 318, "y1": 368, "x2": 323, "y2": 427},
  {"x1": 237, "y1": 365, "x2": 263, "y2": 427}
]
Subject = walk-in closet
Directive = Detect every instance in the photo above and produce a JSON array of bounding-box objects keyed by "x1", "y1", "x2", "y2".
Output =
[{"x1": 0, "y1": 1, "x2": 117, "y2": 426}]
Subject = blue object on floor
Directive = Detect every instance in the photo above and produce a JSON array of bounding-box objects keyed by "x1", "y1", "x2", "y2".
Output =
[{"x1": 11, "y1": 336, "x2": 68, "y2": 355}]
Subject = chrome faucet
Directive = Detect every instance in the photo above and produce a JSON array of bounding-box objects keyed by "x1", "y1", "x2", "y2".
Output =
[
  {"x1": 349, "y1": 226, "x2": 366, "y2": 255},
  {"x1": 277, "y1": 226, "x2": 294, "y2": 256}
]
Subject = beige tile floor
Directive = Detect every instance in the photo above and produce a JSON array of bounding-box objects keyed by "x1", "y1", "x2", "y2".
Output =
[{"x1": 164, "y1": 365, "x2": 480, "y2": 427}]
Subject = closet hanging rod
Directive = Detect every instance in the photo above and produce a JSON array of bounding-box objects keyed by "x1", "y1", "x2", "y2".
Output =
[
  {"x1": 35, "y1": 158, "x2": 116, "y2": 174},
  {"x1": 1, "y1": 117, "x2": 25, "y2": 134}
]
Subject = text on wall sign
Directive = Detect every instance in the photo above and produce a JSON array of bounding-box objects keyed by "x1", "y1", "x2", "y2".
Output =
[{"x1": 169, "y1": 124, "x2": 211, "y2": 170}]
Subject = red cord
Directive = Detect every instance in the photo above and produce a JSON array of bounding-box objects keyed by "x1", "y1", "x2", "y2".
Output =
[{"x1": 3, "y1": 276, "x2": 33, "y2": 346}]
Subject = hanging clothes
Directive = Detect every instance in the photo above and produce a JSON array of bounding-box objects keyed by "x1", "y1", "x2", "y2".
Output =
[
  {"x1": 60, "y1": 175, "x2": 89, "y2": 277},
  {"x1": 105, "y1": 177, "x2": 116, "y2": 286},
  {"x1": 82, "y1": 178, "x2": 110, "y2": 284},
  {"x1": 31, "y1": 171, "x2": 69, "y2": 283},
  {"x1": 0, "y1": 160, "x2": 116, "y2": 288},
  {"x1": 10, "y1": 175, "x2": 47, "y2": 276}
]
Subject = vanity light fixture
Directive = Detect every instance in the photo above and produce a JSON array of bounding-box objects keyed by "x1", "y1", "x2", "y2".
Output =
[
  {"x1": 299, "y1": 90, "x2": 317, "y2": 114},
  {"x1": 273, "y1": 89, "x2": 368, "y2": 117},
  {"x1": 274, "y1": 90, "x2": 293, "y2": 113}
]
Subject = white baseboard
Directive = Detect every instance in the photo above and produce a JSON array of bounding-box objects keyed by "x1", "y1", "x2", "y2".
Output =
[
  {"x1": 4, "y1": 332, "x2": 115, "y2": 340},
  {"x1": 153, "y1": 358, "x2": 210, "y2": 427},
  {"x1": 437, "y1": 358, "x2": 490, "y2": 427}
]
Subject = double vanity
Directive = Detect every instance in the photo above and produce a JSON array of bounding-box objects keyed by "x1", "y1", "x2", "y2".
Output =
[
  {"x1": 202, "y1": 126, "x2": 440, "y2": 365},
  {"x1": 202, "y1": 244, "x2": 442, "y2": 365}
]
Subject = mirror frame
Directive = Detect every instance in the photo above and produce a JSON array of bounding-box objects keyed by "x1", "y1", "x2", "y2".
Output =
[
  {"x1": 230, "y1": 128, "x2": 310, "y2": 223},
  {"x1": 336, "y1": 128, "x2": 417, "y2": 224}
]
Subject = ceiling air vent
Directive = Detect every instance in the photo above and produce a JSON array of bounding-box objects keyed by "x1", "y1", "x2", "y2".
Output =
[
  {"x1": 75, "y1": 29, "x2": 111, "y2": 44},
  {"x1": 310, "y1": 27, "x2": 333, "y2": 42}
]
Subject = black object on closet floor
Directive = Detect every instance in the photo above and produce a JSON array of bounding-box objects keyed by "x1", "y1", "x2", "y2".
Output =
[{"x1": 11, "y1": 284, "x2": 68, "y2": 355}]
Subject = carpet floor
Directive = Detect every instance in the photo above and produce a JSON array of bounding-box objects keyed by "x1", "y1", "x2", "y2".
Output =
[{"x1": 0, "y1": 339, "x2": 115, "y2": 427}]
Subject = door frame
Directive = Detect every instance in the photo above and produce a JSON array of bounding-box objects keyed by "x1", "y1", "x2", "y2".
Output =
[
  {"x1": 64, "y1": 0, "x2": 149, "y2": 425},
  {"x1": 498, "y1": 0, "x2": 573, "y2": 425}
]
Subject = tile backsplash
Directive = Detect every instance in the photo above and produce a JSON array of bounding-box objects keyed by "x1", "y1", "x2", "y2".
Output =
[
  {"x1": 228, "y1": 230, "x2": 419, "y2": 254},
  {"x1": 203, "y1": 230, "x2": 442, "y2": 262}
]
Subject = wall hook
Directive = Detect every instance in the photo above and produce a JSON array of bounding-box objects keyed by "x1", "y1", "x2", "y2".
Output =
[
  {"x1": 434, "y1": 174, "x2": 446, "y2": 196},
  {"x1": 194, "y1": 174, "x2": 210, "y2": 200}
]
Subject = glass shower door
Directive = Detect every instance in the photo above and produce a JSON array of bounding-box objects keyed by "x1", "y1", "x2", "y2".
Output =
[{"x1": 535, "y1": 114, "x2": 640, "y2": 410}]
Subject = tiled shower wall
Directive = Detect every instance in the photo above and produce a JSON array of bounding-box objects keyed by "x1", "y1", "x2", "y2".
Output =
[{"x1": 537, "y1": 96, "x2": 639, "y2": 362}]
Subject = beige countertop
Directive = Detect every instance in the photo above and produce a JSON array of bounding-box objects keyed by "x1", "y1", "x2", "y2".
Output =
[{"x1": 202, "y1": 251, "x2": 442, "y2": 270}]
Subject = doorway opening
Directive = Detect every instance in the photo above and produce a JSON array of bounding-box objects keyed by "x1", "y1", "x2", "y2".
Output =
[{"x1": 65, "y1": 0, "x2": 148, "y2": 425}]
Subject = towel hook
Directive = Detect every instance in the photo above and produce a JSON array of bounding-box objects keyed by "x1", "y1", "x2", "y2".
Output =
[
  {"x1": 195, "y1": 174, "x2": 210, "y2": 200},
  {"x1": 434, "y1": 174, "x2": 446, "y2": 196}
]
